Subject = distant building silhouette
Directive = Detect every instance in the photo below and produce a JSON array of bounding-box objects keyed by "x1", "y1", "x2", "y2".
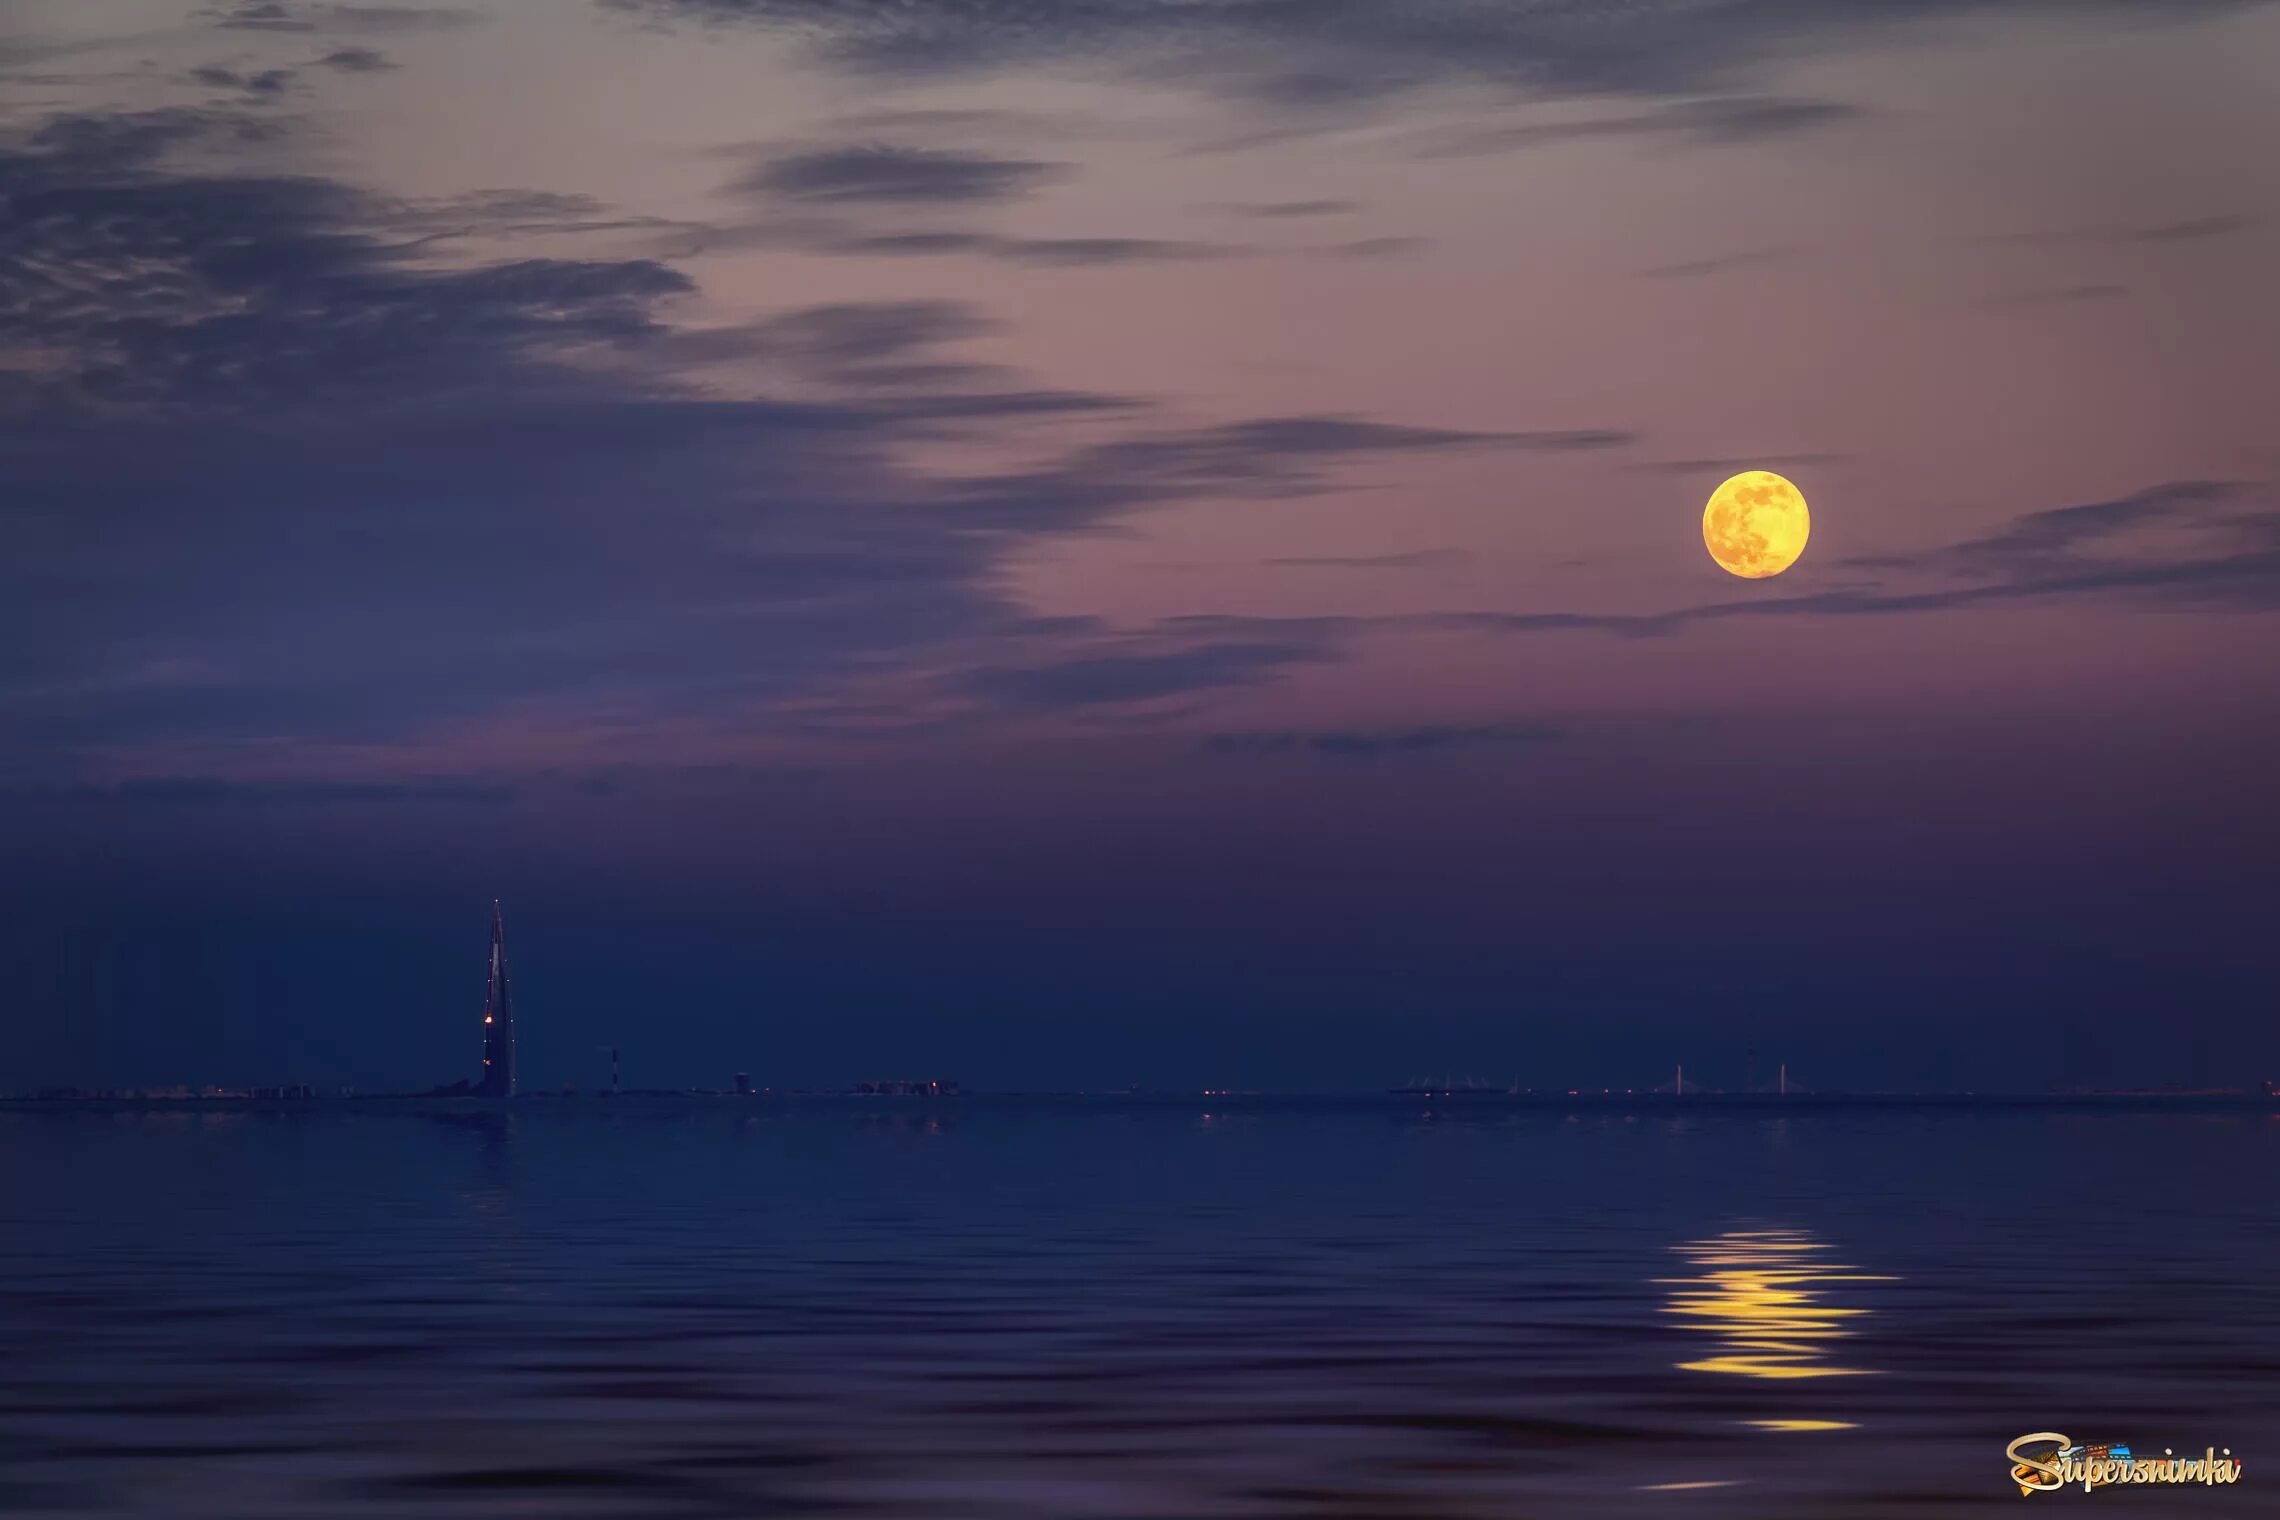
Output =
[{"x1": 475, "y1": 901, "x2": 515, "y2": 1098}]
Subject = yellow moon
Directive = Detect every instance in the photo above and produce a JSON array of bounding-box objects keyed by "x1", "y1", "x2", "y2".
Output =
[{"x1": 1703, "y1": 471, "x2": 1810, "y2": 578}]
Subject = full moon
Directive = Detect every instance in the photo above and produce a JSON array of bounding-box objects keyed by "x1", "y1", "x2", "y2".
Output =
[{"x1": 1703, "y1": 471, "x2": 1810, "y2": 578}]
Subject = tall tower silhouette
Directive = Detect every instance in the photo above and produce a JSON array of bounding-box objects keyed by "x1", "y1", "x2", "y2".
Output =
[{"x1": 476, "y1": 900, "x2": 515, "y2": 1098}]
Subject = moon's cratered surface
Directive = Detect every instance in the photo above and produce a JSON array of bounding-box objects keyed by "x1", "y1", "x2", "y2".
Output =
[{"x1": 1703, "y1": 471, "x2": 1810, "y2": 579}]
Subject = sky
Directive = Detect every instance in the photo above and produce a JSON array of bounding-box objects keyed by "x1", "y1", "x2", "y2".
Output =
[{"x1": 4, "y1": 0, "x2": 2278, "y2": 1094}]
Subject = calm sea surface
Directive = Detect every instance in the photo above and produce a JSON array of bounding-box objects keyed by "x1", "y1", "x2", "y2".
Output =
[{"x1": 2, "y1": 1102, "x2": 2274, "y2": 1517}]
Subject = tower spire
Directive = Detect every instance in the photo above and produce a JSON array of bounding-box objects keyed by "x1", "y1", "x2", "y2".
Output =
[{"x1": 476, "y1": 899, "x2": 515, "y2": 1097}]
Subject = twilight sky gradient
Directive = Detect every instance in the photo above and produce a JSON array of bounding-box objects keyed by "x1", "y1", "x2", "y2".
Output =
[{"x1": 5, "y1": 0, "x2": 2278, "y2": 1093}]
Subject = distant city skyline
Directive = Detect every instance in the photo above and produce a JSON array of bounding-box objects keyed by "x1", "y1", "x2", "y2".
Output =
[{"x1": 3, "y1": 0, "x2": 2277, "y2": 1093}]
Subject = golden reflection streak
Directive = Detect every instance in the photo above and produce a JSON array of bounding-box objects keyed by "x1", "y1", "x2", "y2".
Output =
[{"x1": 1657, "y1": 1228, "x2": 1896, "y2": 1386}]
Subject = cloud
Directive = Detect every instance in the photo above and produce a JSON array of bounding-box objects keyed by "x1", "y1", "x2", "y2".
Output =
[
  {"x1": 963, "y1": 641, "x2": 1332, "y2": 709},
  {"x1": 1206, "y1": 417, "x2": 1626, "y2": 457},
  {"x1": 1203, "y1": 721, "x2": 1563, "y2": 758},
  {"x1": 785, "y1": 228, "x2": 992, "y2": 257},
  {"x1": 1987, "y1": 212, "x2": 2260, "y2": 247},
  {"x1": 1214, "y1": 199, "x2": 1358, "y2": 218},
  {"x1": 987, "y1": 236, "x2": 1226, "y2": 265},
  {"x1": 0, "y1": 107, "x2": 1085, "y2": 773},
  {"x1": 1971, "y1": 283, "x2": 2128, "y2": 309},
  {"x1": 1629, "y1": 452, "x2": 1849, "y2": 476},
  {"x1": 1324, "y1": 236, "x2": 1429, "y2": 259},
  {"x1": 1843, "y1": 480, "x2": 2267, "y2": 584},
  {"x1": 210, "y1": 1, "x2": 310, "y2": 26},
  {"x1": 1266, "y1": 549, "x2": 1467, "y2": 570},
  {"x1": 25, "y1": 105, "x2": 286, "y2": 167},
  {"x1": 2120, "y1": 213, "x2": 2256, "y2": 242},
  {"x1": 211, "y1": 3, "x2": 475, "y2": 32},
  {"x1": 747, "y1": 298, "x2": 995, "y2": 366},
  {"x1": 50, "y1": 777, "x2": 513, "y2": 805},
  {"x1": 1640, "y1": 244, "x2": 1793, "y2": 279},
  {"x1": 316, "y1": 46, "x2": 395, "y2": 70},
  {"x1": 826, "y1": 106, "x2": 1085, "y2": 137},
  {"x1": 706, "y1": 145, "x2": 1230, "y2": 266},
  {"x1": 607, "y1": 1, "x2": 2252, "y2": 110},
  {"x1": 384, "y1": 187, "x2": 686, "y2": 249},
  {"x1": 323, "y1": 3, "x2": 476, "y2": 26},
  {"x1": 1, "y1": 102, "x2": 1598, "y2": 789},
  {"x1": 0, "y1": 115, "x2": 695, "y2": 407},
  {"x1": 1411, "y1": 97, "x2": 1861, "y2": 158},
  {"x1": 670, "y1": 298, "x2": 1011, "y2": 388},
  {"x1": 931, "y1": 417, "x2": 1633, "y2": 529},
  {"x1": 1546, "y1": 482, "x2": 2280, "y2": 630},
  {"x1": 189, "y1": 64, "x2": 297, "y2": 95},
  {"x1": 712, "y1": 221, "x2": 1231, "y2": 265},
  {"x1": 1532, "y1": 482, "x2": 2280, "y2": 627},
  {"x1": 1151, "y1": 483, "x2": 2280, "y2": 658},
  {"x1": 739, "y1": 144, "x2": 1063, "y2": 205}
]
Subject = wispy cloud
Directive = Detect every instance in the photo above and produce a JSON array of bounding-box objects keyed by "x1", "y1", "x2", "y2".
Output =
[
  {"x1": 1213, "y1": 198, "x2": 1358, "y2": 219},
  {"x1": 1971, "y1": 282, "x2": 2128, "y2": 309},
  {"x1": 607, "y1": 1, "x2": 2240, "y2": 115},
  {"x1": 316, "y1": 46, "x2": 395, "y2": 70},
  {"x1": 1412, "y1": 97, "x2": 1861, "y2": 158},
  {"x1": 984, "y1": 235, "x2": 1227, "y2": 265},
  {"x1": 739, "y1": 143, "x2": 1063, "y2": 205},
  {"x1": 1203, "y1": 721, "x2": 1562, "y2": 758},
  {"x1": 1322, "y1": 236, "x2": 1429, "y2": 259},
  {"x1": 189, "y1": 64, "x2": 296, "y2": 96},
  {"x1": 963, "y1": 641, "x2": 1332, "y2": 710},
  {"x1": 676, "y1": 218, "x2": 1232, "y2": 267},
  {"x1": 1629, "y1": 453, "x2": 1849, "y2": 476},
  {"x1": 210, "y1": 3, "x2": 475, "y2": 32},
  {"x1": 1640, "y1": 244, "x2": 1794, "y2": 279},
  {"x1": 1986, "y1": 212, "x2": 2260, "y2": 246},
  {"x1": 929, "y1": 417, "x2": 1635, "y2": 529},
  {"x1": 2122, "y1": 213, "x2": 2257, "y2": 243},
  {"x1": 1150, "y1": 483, "x2": 2280, "y2": 656},
  {"x1": 1526, "y1": 482, "x2": 2280, "y2": 626},
  {"x1": 739, "y1": 298, "x2": 996, "y2": 375},
  {"x1": 50, "y1": 776, "x2": 513, "y2": 805},
  {"x1": 1266, "y1": 549, "x2": 1467, "y2": 570}
]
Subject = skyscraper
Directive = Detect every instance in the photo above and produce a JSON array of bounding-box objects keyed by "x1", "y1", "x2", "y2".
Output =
[{"x1": 475, "y1": 900, "x2": 515, "y2": 1098}]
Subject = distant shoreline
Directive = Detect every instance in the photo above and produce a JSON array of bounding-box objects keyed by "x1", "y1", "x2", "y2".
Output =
[{"x1": 3, "y1": 1091, "x2": 2275, "y2": 1115}]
